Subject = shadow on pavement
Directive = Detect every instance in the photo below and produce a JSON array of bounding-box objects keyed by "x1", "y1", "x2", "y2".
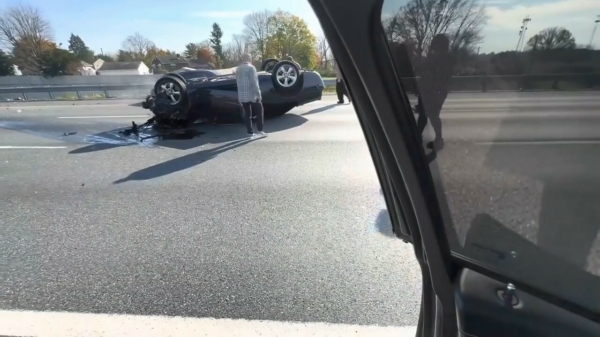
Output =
[
  {"x1": 113, "y1": 138, "x2": 258, "y2": 184},
  {"x1": 301, "y1": 104, "x2": 338, "y2": 116},
  {"x1": 373, "y1": 209, "x2": 396, "y2": 238}
]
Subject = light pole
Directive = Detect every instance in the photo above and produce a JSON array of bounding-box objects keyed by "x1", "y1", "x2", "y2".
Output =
[
  {"x1": 516, "y1": 16, "x2": 532, "y2": 52},
  {"x1": 589, "y1": 15, "x2": 600, "y2": 49}
]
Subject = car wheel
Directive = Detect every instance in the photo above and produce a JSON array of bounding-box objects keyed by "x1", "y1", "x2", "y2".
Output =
[
  {"x1": 271, "y1": 61, "x2": 303, "y2": 97},
  {"x1": 261, "y1": 58, "x2": 279, "y2": 72},
  {"x1": 154, "y1": 76, "x2": 187, "y2": 108}
]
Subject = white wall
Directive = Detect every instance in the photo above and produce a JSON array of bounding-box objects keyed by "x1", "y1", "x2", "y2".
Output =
[
  {"x1": 138, "y1": 63, "x2": 150, "y2": 75},
  {"x1": 12, "y1": 65, "x2": 22, "y2": 76},
  {"x1": 80, "y1": 67, "x2": 96, "y2": 76},
  {"x1": 93, "y1": 59, "x2": 105, "y2": 70}
]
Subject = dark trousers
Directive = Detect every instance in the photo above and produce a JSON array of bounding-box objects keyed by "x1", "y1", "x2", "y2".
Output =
[
  {"x1": 336, "y1": 79, "x2": 349, "y2": 102},
  {"x1": 241, "y1": 101, "x2": 264, "y2": 134}
]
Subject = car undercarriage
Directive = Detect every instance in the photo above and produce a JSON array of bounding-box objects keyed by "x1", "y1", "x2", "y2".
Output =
[{"x1": 121, "y1": 94, "x2": 207, "y2": 142}]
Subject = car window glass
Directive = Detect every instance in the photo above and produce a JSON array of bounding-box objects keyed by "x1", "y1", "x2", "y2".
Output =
[{"x1": 382, "y1": 0, "x2": 600, "y2": 314}]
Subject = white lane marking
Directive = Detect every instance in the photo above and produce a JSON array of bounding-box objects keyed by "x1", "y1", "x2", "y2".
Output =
[
  {"x1": 0, "y1": 310, "x2": 417, "y2": 337},
  {"x1": 58, "y1": 115, "x2": 148, "y2": 119},
  {"x1": 0, "y1": 146, "x2": 67, "y2": 149},
  {"x1": 476, "y1": 140, "x2": 600, "y2": 145}
]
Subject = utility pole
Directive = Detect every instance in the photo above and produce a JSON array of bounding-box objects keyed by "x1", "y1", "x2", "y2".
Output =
[
  {"x1": 516, "y1": 16, "x2": 532, "y2": 52},
  {"x1": 589, "y1": 15, "x2": 600, "y2": 49}
]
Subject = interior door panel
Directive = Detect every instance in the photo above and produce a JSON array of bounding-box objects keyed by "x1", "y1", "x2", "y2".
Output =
[{"x1": 455, "y1": 268, "x2": 600, "y2": 337}]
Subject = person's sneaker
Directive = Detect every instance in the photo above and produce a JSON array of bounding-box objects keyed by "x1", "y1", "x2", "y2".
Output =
[
  {"x1": 257, "y1": 131, "x2": 267, "y2": 137},
  {"x1": 248, "y1": 133, "x2": 256, "y2": 138},
  {"x1": 337, "y1": 101, "x2": 344, "y2": 104}
]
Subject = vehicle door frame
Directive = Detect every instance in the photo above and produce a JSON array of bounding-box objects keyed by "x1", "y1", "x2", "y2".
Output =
[
  {"x1": 307, "y1": 0, "x2": 464, "y2": 335},
  {"x1": 309, "y1": 0, "x2": 600, "y2": 336}
]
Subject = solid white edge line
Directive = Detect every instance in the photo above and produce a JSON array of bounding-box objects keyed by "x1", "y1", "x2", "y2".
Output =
[
  {"x1": 58, "y1": 115, "x2": 148, "y2": 119},
  {"x1": 0, "y1": 310, "x2": 417, "y2": 337},
  {"x1": 0, "y1": 146, "x2": 67, "y2": 149}
]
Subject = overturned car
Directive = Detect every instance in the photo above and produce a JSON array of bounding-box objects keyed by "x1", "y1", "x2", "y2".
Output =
[{"x1": 141, "y1": 59, "x2": 324, "y2": 127}]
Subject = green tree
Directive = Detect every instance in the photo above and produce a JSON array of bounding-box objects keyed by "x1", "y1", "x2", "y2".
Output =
[
  {"x1": 0, "y1": 50, "x2": 15, "y2": 76},
  {"x1": 116, "y1": 49, "x2": 133, "y2": 62},
  {"x1": 242, "y1": 10, "x2": 275, "y2": 61},
  {"x1": 264, "y1": 11, "x2": 318, "y2": 69},
  {"x1": 210, "y1": 23, "x2": 224, "y2": 67},
  {"x1": 67, "y1": 33, "x2": 94, "y2": 63},
  {"x1": 184, "y1": 43, "x2": 199, "y2": 59},
  {"x1": 39, "y1": 48, "x2": 79, "y2": 77}
]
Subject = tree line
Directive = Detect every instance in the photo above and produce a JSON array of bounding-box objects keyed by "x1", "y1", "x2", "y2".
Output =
[
  {"x1": 1, "y1": 1, "x2": 597, "y2": 77},
  {"x1": 382, "y1": 0, "x2": 598, "y2": 76},
  {"x1": 0, "y1": 4, "x2": 331, "y2": 77}
]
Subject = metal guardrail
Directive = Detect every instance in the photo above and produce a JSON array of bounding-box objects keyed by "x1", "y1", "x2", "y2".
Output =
[
  {"x1": 0, "y1": 84, "x2": 154, "y2": 100},
  {"x1": 0, "y1": 74, "x2": 598, "y2": 100}
]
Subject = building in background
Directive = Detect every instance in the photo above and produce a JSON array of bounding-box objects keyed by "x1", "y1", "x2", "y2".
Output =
[
  {"x1": 97, "y1": 61, "x2": 150, "y2": 75},
  {"x1": 93, "y1": 58, "x2": 105, "y2": 71},
  {"x1": 79, "y1": 61, "x2": 96, "y2": 75}
]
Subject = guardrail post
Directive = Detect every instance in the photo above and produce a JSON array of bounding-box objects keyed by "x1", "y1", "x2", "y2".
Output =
[
  {"x1": 76, "y1": 90, "x2": 82, "y2": 99},
  {"x1": 49, "y1": 91, "x2": 54, "y2": 99}
]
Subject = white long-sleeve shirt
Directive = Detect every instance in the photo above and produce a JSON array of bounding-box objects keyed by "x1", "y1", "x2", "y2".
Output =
[{"x1": 235, "y1": 62, "x2": 262, "y2": 103}]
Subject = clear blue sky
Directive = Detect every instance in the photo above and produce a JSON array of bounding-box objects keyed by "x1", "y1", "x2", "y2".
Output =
[{"x1": 1, "y1": 0, "x2": 599, "y2": 55}]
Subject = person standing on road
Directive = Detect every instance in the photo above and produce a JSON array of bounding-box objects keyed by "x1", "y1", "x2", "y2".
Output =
[
  {"x1": 334, "y1": 60, "x2": 351, "y2": 104},
  {"x1": 416, "y1": 34, "x2": 454, "y2": 151},
  {"x1": 236, "y1": 53, "x2": 266, "y2": 138}
]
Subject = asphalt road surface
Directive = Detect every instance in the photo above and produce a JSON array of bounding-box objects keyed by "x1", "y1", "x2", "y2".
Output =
[{"x1": 2, "y1": 91, "x2": 600, "y2": 336}]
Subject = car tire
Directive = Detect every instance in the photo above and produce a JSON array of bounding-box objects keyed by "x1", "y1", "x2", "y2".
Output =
[
  {"x1": 153, "y1": 76, "x2": 187, "y2": 108},
  {"x1": 270, "y1": 61, "x2": 303, "y2": 97},
  {"x1": 261, "y1": 58, "x2": 279, "y2": 72}
]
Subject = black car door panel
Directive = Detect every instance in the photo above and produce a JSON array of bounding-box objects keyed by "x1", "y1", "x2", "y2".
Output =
[{"x1": 455, "y1": 268, "x2": 600, "y2": 337}]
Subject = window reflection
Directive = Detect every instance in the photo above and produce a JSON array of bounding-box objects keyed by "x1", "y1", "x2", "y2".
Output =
[{"x1": 382, "y1": 0, "x2": 600, "y2": 313}]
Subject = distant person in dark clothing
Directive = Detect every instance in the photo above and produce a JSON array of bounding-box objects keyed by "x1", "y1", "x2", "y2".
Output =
[
  {"x1": 416, "y1": 34, "x2": 454, "y2": 151},
  {"x1": 334, "y1": 61, "x2": 351, "y2": 104}
]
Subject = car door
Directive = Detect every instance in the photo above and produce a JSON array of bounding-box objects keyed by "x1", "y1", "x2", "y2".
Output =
[{"x1": 308, "y1": 0, "x2": 600, "y2": 336}]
